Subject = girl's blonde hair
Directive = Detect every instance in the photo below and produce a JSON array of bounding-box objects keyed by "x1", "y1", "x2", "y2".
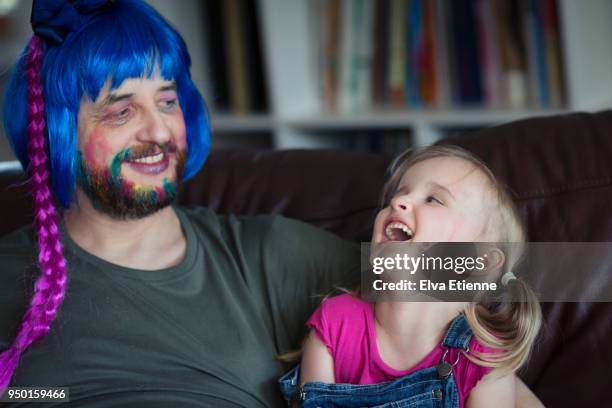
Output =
[{"x1": 384, "y1": 145, "x2": 541, "y2": 375}]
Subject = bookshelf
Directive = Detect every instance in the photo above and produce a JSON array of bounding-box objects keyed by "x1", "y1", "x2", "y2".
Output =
[
  {"x1": 250, "y1": 0, "x2": 612, "y2": 150},
  {"x1": 2, "y1": 1, "x2": 610, "y2": 160},
  {"x1": 197, "y1": 0, "x2": 607, "y2": 151}
]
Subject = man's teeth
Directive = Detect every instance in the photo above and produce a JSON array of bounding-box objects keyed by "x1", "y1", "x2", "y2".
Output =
[
  {"x1": 385, "y1": 222, "x2": 414, "y2": 241},
  {"x1": 133, "y1": 152, "x2": 164, "y2": 164}
]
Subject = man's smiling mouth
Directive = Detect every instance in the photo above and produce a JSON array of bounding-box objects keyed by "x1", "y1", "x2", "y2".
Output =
[
  {"x1": 131, "y1": 152, "x2": 165, "y2": 164},
  {"x1": 123, "y1": 143, "x2": 178, "y2": 175},
  {"x1": 126, "y1": 151, "x2": 170, "y2": 174}
]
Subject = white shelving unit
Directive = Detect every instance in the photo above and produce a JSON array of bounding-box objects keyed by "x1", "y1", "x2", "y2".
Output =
[
  {"x1": 250, "y1": 0, "x2": 612, "y2": 149},
  {"x1": 3, "y1": 0, "x2": 610, "y2": 160}
]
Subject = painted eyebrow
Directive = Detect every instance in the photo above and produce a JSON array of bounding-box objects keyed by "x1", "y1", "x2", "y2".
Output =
[
  {"x1": 158, "y1": 81, "x2": 177, "y2": 93},
  {"x1": 99, "y1": 81, "x2": 177, "y2": 107}
]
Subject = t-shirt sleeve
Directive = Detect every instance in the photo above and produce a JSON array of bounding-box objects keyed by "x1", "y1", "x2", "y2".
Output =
[
  {"x1": 259, "y1": 216, "x2": 361, "y2": 354},
  {"x1": 305, "y1": 301, "x2": 334, "y2": 357}
]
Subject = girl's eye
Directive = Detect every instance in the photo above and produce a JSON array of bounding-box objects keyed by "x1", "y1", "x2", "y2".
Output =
[{"x1": 425, "y1": 195, "x2": 444, "y2": 205}]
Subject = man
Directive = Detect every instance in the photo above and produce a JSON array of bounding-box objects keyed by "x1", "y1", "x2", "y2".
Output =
[
  {"x1": 0, "y1": 1, "x2": 358, "y2": 406},
  {"x1": 0, "y1": 1, "x2": 543, "y2": 407}
]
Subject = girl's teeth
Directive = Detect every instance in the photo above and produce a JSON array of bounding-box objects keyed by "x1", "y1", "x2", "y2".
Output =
[
  {"x1": 384, "y1": 222, "x2": 414, "y2": 241},
  {"x1": 134, "y1": 153, "x2": 164, "y2": 164}
]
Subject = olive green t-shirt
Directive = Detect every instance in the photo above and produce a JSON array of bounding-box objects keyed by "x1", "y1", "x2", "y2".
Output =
[{"x1": 0, "y1": 206, "x2": 361, "y2": 407}]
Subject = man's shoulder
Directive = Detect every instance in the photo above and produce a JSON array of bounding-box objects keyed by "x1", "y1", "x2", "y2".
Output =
[
  {"x1": 176, "y1": 206, "x2": 358, "y2": 263},
  {"x1": 177, "y1": 205, "x2": 323, "y2": 239},
  {"x1": 0, "y1": 225, "x2": 37, "y2": 289},
  {"x1": 0, "y1": 224, "x2": 36, "y2": 256}
]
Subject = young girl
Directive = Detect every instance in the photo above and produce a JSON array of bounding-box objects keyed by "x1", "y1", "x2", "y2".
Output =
[{"x1": 279, "y1": 145, "x2": 542, "y2": 407}]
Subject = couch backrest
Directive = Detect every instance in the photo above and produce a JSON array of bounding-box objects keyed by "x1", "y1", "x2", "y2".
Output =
[{"x1": 2, "y1": 110, "x2": 612, "y2": 406}]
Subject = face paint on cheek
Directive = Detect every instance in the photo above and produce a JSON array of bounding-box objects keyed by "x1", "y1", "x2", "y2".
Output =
[
  {"x1": 83, "y1": 127, "x2": 114, "y2": 166},
  {"x1": 110, "y1": 148, "x2": 131, "y2": 179},
  {"x1": 162, "y1": 178, "x2": 178, "y2": 198},
  {"x1": 154, "y1": 186, "x2": 166, "y2": 202}
]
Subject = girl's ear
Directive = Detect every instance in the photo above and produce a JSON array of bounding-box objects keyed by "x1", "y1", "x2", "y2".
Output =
[{"x1": 483, "y1": 247, "x2": 506, "y2": 275}]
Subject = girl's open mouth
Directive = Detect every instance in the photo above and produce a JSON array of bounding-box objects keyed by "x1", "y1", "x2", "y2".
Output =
[{"x1": 384, "y1": 220, "x2": 414, "y2": 241}]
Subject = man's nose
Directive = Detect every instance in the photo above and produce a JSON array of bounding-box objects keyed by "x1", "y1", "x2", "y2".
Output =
[{"x1": 138, "y1": 108, "x2": 172, "y2": 144}]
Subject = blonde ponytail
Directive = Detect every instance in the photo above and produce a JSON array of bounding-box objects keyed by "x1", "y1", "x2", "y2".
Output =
[{"x1": 464, "y1": 277, "x2": 542, "y2": 376}]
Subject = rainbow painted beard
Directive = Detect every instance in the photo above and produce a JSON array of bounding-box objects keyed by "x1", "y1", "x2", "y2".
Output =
[{"x1": 76, "y1": 146, "x2": 186, "y2": 219}]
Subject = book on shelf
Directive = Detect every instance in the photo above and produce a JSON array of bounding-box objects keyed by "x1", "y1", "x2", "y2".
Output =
[
  {"x1": 223, "y1": 0, "x2": 250, "y2": 114},
  {"x1": 449, "y1": 0, "x2": 484, "y2": 105},
  {"x1": 475, "y1": 0, "x2": 503, "y2": 108},
  {"x1": 320, "y1": 0, "x2": 342, "y2": 112},
  {"x1": 310, "y1": 0, "x2": 566, "y2": 113},
  {"x1": 202, "y1": 0, "x2": 230, "y2": 111},
  {"x1": 242, "y1": 0, "x2": 268, "y2": 112},
  {"x1": 203, "y1": 0, "x2": 268, "y2": 115},
  {"x1": 388, "y1": 0, "x2": 408, "y2": 108},
  {"x1": 421, "y1": 0, "x2": 438, "y2": 107},
  {"x1": 337, "y1": 0, "x2": 375, "y2": 114},
  {"x1": 540, "y1": 0, "x2": 565, "y2": 108},
  {"x1": 372, "y1": 0, "x2": 390, "y2": 107}
]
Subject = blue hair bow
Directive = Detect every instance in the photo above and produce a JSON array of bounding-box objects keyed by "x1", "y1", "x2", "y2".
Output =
[{"x1": 30, "y1": 0, "x2": 112, "y2": 45}]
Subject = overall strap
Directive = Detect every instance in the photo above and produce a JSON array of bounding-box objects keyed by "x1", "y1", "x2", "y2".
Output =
[{"x1": 441, "y1": 314, "x2": 473, "y2": 350}]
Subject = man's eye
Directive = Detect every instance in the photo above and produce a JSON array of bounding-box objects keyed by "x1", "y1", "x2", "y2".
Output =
[
  {"x1": 425, "y1": 195, "x2": 443, "y2": 205},
  {"x1": 160, "y1": 99, "x2": 178, "y2": 111},
  {"x1": 116, "y1": 108, "x2": 130, "y2": 118},
  {"x1": 105, "y1": 107, "x2": 132, "y2": 125}
]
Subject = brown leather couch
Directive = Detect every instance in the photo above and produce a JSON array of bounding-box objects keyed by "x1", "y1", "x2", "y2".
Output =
[{"x1": 2, "y1": 110, "x2": 611, "y2": 407}]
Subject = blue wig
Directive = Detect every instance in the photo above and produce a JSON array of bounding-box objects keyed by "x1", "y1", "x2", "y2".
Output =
[{"x1": 2, "y1": 0, "x2": 210, "y2": 208}]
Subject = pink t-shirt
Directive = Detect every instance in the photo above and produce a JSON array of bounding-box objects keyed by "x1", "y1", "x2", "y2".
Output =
[{"x1": 307, "y1": 294, "x2": 493, "y2": 407}]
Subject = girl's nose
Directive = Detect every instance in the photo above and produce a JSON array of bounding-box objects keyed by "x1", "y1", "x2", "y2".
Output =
[{"x1": 390, "y1": 195, "x2": 411, "y2": 211}]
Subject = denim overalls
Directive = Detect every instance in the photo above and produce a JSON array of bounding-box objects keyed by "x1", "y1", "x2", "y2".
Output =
[{"x1": 279, "y1": 314, "x2": 472, "y2": 407}]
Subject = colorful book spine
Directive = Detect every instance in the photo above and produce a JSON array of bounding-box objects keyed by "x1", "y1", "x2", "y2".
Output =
[
  {"x1": 541, "y1": 0, "x2": 565, "y2": 107},
  {"x1": 388, "y1": 0, "x2": 408, "y2": 108},
  {"x1": 322, "y1": 0, "x2": 341, "y2": 112},
  {"x1": 497, "y1": 0, "x2": 528, "y2": 108},
  {"x1": 372, "y1": 0, "x2": 390, "y2": 106},
  {"x1": 449, "y1": 0, "x2": 483, "y2": 105},
  {"x1": 354, "y1": 0, "x2": 375, "y2": 112},
  {"x1": 476, "y1": 0, "x2": 503, "y2": 107},
  {"x1": 313, "y1": 0, "x2": 565, "y2": 113},
  {"x1": 531, "y1": 0, "x2": 550, "y2": 107},
  {"x1": 406, "y1": 0, "x2": 423, "y2": 108},
  {"x1": 338, "y1": 0, "x2": 355, "y2": 113},
  {"x1": 421, "y1": 0, "x2": 438, "y2": 107},
  {"x1": 223, "y1": 0, "x2": 250, "y2": 114},
  {"x1": 434, "y1": 0, "x2": 452, "y2": 108}
]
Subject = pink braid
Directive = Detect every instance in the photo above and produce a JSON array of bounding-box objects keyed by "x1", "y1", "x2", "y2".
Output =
[{"x1": 0, "y1": 36, "x2": 68, "y2": 392}]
